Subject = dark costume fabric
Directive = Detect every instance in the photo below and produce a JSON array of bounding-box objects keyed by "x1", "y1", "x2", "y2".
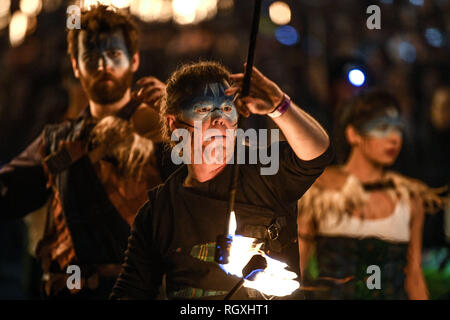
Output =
[
  {"x1": 111, "y1": 142, "x2": 334, "y2": 300},
  {"x1": 0, "y1": 100, "x2": 167, "y2": 299},
  {"x1": 309, "y1": 236, "x2": 408, "y2": 300}
]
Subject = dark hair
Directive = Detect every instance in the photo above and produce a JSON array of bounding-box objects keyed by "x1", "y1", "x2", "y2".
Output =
[
  {"x1": 160, "y1": 61, "x2": 232, "y2": 143},
  {"x1": 67, "y1": 5, "x2": 139, "y2": 59},
  {"x1": 334, "y1": 89, "x2": 402, "y2": 163}
]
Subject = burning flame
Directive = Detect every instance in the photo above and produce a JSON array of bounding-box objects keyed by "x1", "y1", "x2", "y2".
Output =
[
  {"x1": 228, "y1": 210, "x2": 237, "y2": 236},
  {"x1": 220, "y1": 211, "x2": 300, "y2": 297}
]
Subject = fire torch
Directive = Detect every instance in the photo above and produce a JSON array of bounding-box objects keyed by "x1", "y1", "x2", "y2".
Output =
[{"x1": 214, "y1": 0, "x2": 263, "y2": 266}]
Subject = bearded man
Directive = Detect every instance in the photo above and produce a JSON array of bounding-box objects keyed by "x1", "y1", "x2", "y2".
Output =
[{"x1": 0, "y1": 5, "x2": 168, "y2": 299}]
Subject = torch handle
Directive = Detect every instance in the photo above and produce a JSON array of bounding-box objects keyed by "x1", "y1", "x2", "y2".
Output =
[
  {"x1": 225, "y1": 0, "x2": 262, "y2": 236},
  {"x1": 224, "y1": 279, "x2": 245, "y2": 300}
]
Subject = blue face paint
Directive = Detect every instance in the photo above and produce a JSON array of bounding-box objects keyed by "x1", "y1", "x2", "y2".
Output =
[
  {"x1": 78, "y1": 30, "x2": 131, "y2": 73},
  {"x1": 360, "y1": 108, "x2": 405, "y2": 138},
  {"x1": 180, "y1": 82, "x2": 238, "y2": 126}
]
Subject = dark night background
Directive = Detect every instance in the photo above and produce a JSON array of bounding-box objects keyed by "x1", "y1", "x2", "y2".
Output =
[{"x1": 0, "y1": 0, "x2": 448, "y2": 299}]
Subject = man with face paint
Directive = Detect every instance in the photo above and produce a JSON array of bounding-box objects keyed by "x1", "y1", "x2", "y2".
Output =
[
  {"x1": 111, "y1": 61, "x2": 333, "y2": 300},
  {"x1": 0, "y1": 6, "x2": 170, "y2": 299},
  {"x1": 298, "y1": 90, "x2": 447, "y2": 300}
]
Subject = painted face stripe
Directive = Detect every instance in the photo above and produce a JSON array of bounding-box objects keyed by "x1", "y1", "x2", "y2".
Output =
[{"x1": 210, "y1": 83, "x2": 220, "y2": 98}]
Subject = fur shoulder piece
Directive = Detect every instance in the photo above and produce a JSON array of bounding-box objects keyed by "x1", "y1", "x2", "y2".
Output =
[
  {"x1": 385, "y1": 171, "x2": 448, "y2": 214},
  {"x1": 298, "y1": 175, "x2": 369, "y2": 221},
  {"x1": 298, "y1": 171, "x2": 448, "y2": 220},
  {"x1": 90, "y1": 115, "x2": 154, "y2": 179}
]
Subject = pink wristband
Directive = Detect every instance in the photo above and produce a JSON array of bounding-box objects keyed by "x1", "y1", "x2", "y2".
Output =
[{"x1": 268, "y1": 94, "x2": 290, "y2": 118}]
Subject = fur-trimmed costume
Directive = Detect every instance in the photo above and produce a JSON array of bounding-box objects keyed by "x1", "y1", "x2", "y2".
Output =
[{"x1": 299, "y1": 171, "x2": 446, "y2": 222}]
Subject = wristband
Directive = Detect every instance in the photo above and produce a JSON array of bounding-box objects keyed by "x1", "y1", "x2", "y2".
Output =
[{"x1": 267, "y1": 94, "x2": 290, "y2": 118}]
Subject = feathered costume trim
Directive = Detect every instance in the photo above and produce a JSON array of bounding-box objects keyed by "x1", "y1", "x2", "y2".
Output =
[
  {"x1": 298, "y1": 171, "x2": 448, "y2": 221},
  {"x1": 89, "y1": 115, "x2": 154, "y2": 180}
]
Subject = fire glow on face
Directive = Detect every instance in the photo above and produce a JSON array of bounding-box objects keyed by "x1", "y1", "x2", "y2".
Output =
[{"x1": 219, "y1": 211, "x2": 300, "y2": 297}]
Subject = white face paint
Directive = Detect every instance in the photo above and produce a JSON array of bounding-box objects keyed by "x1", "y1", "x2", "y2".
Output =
[{"x1": 360, "y1": 108, "x2": 405, "y2": 138}]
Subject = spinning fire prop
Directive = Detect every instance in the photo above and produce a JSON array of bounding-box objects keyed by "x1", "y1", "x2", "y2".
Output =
[{"x1": 217, "y1": 211, "x2": 300, "y2": 298}]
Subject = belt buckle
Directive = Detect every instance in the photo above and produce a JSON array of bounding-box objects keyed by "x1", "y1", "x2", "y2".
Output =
[{"x1": 266, "y1": 223, "x2": 280, "y2": 241}]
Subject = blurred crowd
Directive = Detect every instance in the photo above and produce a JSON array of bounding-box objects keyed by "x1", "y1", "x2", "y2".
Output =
[{"x1": 0, "y1": 0, "x2": 448, "y2": 299}]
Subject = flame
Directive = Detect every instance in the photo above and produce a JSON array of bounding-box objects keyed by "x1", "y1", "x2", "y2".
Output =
[
  {"x1": 228, "y1": 210, "x2": 236, "y2": 236},
  {"x1": 220, "y1": 211, "x2": 300, "y2": 297}
]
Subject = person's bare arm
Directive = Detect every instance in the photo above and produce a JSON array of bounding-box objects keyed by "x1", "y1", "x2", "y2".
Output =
[
  {"x1": 297, "y1": 207, "x2": 317, "y2": 281},
  {"x1": 405, "y1": 196, "x2": 429, "y2": 300},
  {"x1": 226, "y1": 66, "x2": 330, "y2": 161}
]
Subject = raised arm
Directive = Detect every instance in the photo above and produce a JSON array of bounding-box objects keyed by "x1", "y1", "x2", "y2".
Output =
[{"x1": 226, "y1": 66, "x2": 330, "y2": 160}]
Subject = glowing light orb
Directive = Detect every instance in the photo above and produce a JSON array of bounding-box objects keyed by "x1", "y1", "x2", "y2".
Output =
[
  {"x1": 9, "y1": 11, "x2": 28, "y2": 47},
  {"x1": 269, "y1": 1, "x2": 291, "y2": 25},
  {"x1": 275, "y1": 25, "x2": 299, "y2": 46},
  {"x1": 348, "y1": 68, "x2": 366, "y2": 87},
  {"x1": 20, "y1": 0, "x2": 42, "y2": 16}
]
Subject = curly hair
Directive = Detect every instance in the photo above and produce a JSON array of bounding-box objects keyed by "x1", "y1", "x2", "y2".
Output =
[
  {"x1": 334, "y1": 89, "x2": 402, "y2": 163},
  {"x1": 67, "y1": 5, "x2": 138, "y2": 60},
  {"x1": 160, "y1": 61, "x2": 232, "y2": 144}
]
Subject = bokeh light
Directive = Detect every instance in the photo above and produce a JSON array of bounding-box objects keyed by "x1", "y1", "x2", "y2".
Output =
[
  {"x1": 275, "y1": 25, "x2": 299, "y2": 46},
  {"x1": 172, "y1": 0, "x2": 198, "y2": 24},
  {"x1": 348, "y1": 68, "x2": 366, "y2": 87},
  {"x1": 398, "y1": 41, "x2": 416, "y2": 63},
  {"x1": 131, "y1": 0, "x2": 172, "y2": 23},
  {"x1": 111, "y1": 0, "x2": 132, "y2": 9},
  {"x1": 20, "y1": 0, "x2": 42, "y2": 17},
  {"x1": 9, "y1": 11, "x2": 28, "y2": 47},
  {"x1": 409, "y1": 0, "x2": 424, "y2": 6},
  {"x1": 269, "y1": 1, "x2": 291, "y2": 25},
  {"x1": 425, "y1": 28, "x2": 445, "y2": 48},
  {"x1": 172, "y1": 0, "x2": 218, "y2": 25},
  {"x1": 0, "y1": 0, "x2": 11, "y2": 31}
]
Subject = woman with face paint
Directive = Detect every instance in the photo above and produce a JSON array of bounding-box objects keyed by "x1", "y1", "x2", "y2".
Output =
[
  {"x1": 297, "y1": 90, "x2": 446, "y2": 300},
  {"x1": 111, "y1": 61, "x2": 333, "y2": 300}
]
